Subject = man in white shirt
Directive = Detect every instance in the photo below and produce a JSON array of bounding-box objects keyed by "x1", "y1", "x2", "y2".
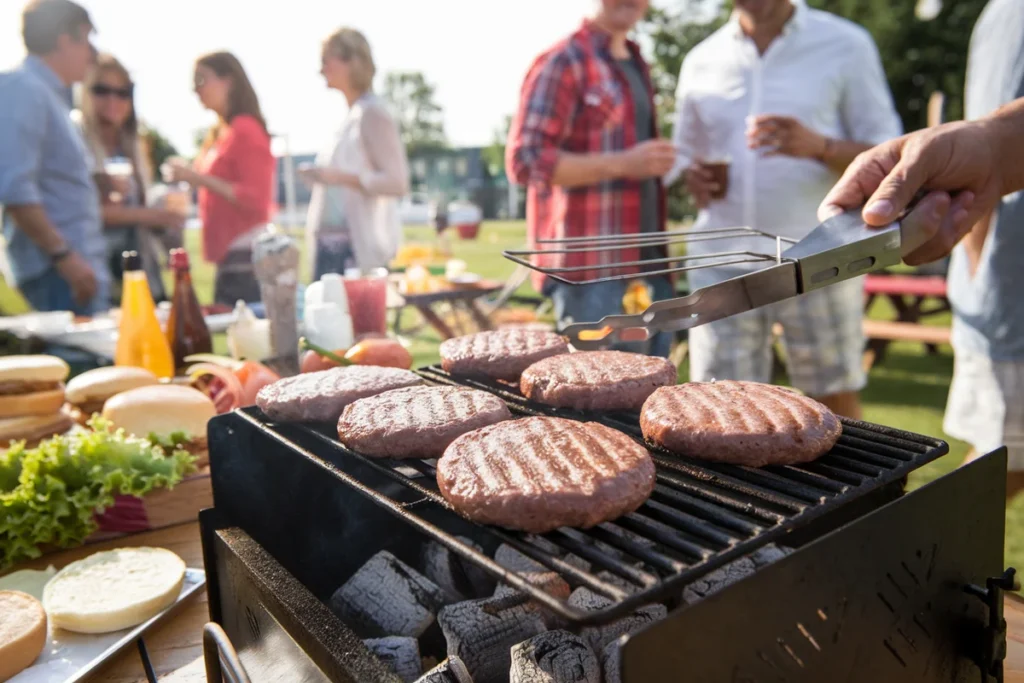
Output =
[{"x1": 666, "y1": 0, "x2": 901, "y2": 418}]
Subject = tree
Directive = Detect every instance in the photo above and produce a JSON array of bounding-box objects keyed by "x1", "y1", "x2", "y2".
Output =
[
  {"x1": 481, "y1": 114, "x2": 513, "y2": 177},
  {"x1": 140, "y1": 124, "x2": 178, "y2": 176},
  {"x1": 381, "y1": 71, "x2": 447, "y2": 155}
]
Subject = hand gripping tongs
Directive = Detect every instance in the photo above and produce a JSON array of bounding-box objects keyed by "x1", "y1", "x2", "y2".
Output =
[{"x1": 503, "y1": 206, "x2": 930, "y2": 350}]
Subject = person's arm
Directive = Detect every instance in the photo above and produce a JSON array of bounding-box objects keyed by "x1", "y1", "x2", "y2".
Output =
[
  {"x1": 356, "y1": 105, "x2": 410, "y2": 196},
  {"x1": 181, "y1": 117, "x2": 273, "y2": 210},
  {"x1": 101, "y1": 204, "x2": 184, "y2": 228},
  {"x1": 664, "y1": 56, "x2": 703, "y2": 186}
]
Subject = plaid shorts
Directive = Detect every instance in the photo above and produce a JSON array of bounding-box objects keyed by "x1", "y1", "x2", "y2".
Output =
[
  {"x1": 688, "y1": 276, "x2": 866, "y2": 397},
  {"x1": 944, "y1": 349, "x2": 1024, "y2": 470}
]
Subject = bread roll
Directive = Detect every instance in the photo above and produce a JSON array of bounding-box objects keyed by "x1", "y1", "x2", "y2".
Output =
[{"x1": 0, "y1": 590, "x2": 47, "y2": 682}]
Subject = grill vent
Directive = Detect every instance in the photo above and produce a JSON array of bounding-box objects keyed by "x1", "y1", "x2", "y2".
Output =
[{"x1": 877, "y1": 544, "x2": 939, "y2": 670}]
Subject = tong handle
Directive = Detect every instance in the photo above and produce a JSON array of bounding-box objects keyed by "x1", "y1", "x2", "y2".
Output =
[{"x1": 895, "y1": 189, "x2": 941, "y2": 256}]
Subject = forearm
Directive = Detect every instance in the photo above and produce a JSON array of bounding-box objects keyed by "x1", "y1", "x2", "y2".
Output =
[
  {"x1": 193, "y1": 173, "x2": 237, "y2": 202},
  {"x1": 101, "y1": 205, "x2": 168, "y2": 227},
  {"x1": 550, "y1": 151, "x2": 623, "y2": 188},
  {"x1": 5, "y1": 205, "x2": 70, "y2": 253},
  {"x1": 985, "y1": 98, "x2": 1024, "y2": 195},
  {"x1": 820, "y1": 138, "x2": 873, "y2": 173}
]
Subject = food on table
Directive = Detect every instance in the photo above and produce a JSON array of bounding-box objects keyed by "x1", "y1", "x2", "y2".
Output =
[
  {"x1": 344, "y1": 338, "x2": 413, "y2": 369},
  {"x1": 0, "y1": 412, "x2": 74, "y2": 449},
  {"x1": 226, "y1": 300, "x2": 272, "y2": 362},
  {"x1": 42, "y1": 547, "x2": 186, "y2": 634},
  {"x1": 256, "y1": 365, "x2": 422, "y2": 423},
  {"x1": 0, "y1": 567, "x2": 56, "y2": 601},
  {"x1": 102, "y1": 384, "x2": 216, "y2": 466},
  {"x1": 437, "y1": 417, "x2": 656, "y2": 533},
  {"x1": 301, "y1": 348, "x2": 347, "y2": 373},
  {"x1": 337, "y1": 386, "x2": 512, "y2": 459},
  {"x1": 165, "y1": 248, "x2": 213, "y2": 373},
  {"x1": 0, "y1": 590, "x2": 47, "y2": 681},
  {"x1": 115, "y1": 251, "x2": 175, "y2": 379},
  {"x1": 520, "y1": 350, "x2": 677, "y2": 412},
  {"x1": 640, "y1": 381, "x2": 842, "y2": 467},
  {"x1": 0, "y1": 354, "x2": 69, "y2": 418},
  {"x1": 64, "y1": 366, "x2": 159, "y2": 425},
  {"x1": 185, "y1": 357, "x2": 280, "y2": 413},
  {"x1": 0, "y1": 425, "x2": 194, "y2": 570},
  {"x1": 439, "y1": 329, "x2": 569, "y2": 381}
]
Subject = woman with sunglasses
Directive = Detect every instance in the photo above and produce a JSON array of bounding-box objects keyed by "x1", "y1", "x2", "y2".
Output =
[
  {"x1": 165, "y1": 51, "x2": 273, "y2": 305},
  {"x1": 79, "y1": 53, "x2": 185, "y2": 304}
]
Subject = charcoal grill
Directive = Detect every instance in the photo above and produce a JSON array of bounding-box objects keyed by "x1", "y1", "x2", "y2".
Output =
[{"x1": 200, "y1": 367, "x2": 1013, "y2": 682}]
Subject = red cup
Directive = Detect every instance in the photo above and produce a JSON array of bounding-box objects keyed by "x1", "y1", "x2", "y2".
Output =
[{"x1": 343, "y1": 268, "x2": 389, "y2": 337}]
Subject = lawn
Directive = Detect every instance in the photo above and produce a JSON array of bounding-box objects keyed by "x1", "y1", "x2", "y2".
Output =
[{"x1": 178, "y1": 221, "x2": 1023, "y2": 569}]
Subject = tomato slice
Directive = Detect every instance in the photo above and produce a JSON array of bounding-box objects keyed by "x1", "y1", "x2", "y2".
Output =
[
  {"x1": 187, "y1": 363, "x2": 245, "y2": 414},
  {"x1": 234, "y1": 361, "x2": 279, "y2": 405}
]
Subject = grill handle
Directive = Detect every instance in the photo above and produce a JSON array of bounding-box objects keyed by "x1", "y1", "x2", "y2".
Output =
[
  {"x1": 203, "y1": 623, "x2": 252, "y2": 683},
  {"x1": 965, "y1": 566, "x2": 1018, "y2": 681}
]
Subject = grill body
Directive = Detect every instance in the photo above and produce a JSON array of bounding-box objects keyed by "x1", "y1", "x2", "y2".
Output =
[{"x1": 200, "y1": 369, "x2": 1009, "y2": 682}]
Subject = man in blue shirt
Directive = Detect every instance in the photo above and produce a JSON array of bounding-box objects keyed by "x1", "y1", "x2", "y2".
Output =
[{"x1": 0, "y1": 0, "x2": 107, "y2": 315}]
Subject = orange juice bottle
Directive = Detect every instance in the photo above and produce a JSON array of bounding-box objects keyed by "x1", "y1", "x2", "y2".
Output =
[{"x1": 114, "y1": 251, "x2": 174, "y2": 378}]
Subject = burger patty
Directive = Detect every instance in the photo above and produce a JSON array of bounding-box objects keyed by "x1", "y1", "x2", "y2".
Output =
[
  {"x1": 0, "y1": 380, "x2": 62, "y2": 395},
  {"x1": 337, "y1": 386, "x2": 512, "y2": 459},
  {"x1": 440, "y1": 329, "x2": 568, "y2": 381},
  {"x1": 71, "y1": 399, "x2": 107, "y2": 420},
  {"x1": 256, "y1": 366, "x2": 422, "y2": 423},
  {"x1": 520, "y1": 351, "x2": 676, "y2": 412},
  {"x1": 437, "y1": 417, "x2": 656, "y2": 533},
  {"x1": 640, "y1": 381, "x2": 842, "y2": 468}
]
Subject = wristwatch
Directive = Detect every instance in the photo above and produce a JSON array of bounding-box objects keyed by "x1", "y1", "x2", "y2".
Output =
[{"x1": 49, "y1": 245, "x2": 72, "y2": 265}]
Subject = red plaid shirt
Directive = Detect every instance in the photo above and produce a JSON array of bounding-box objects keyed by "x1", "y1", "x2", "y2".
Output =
[{"x1": 506, "y1": 20, "x2": 666, "y2": 290}]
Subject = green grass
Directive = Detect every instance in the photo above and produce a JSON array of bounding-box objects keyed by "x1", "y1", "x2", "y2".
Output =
[{"x1": 178, "y1": 221, "x2": 1023, "y2": 569}]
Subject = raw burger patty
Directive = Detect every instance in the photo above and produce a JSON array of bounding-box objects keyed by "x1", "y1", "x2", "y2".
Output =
[
  {"x1": 521, "y1": 350, "x2": 676, "y2": 412},
  {"x1": 440, "y1": 329, "x2": 568, "y2": 381},
  {"x1": 256, "y1": 366, "x2": 421, "y2": 423},
  {"x1": 640, "y1": 381, "x2": 842, "y2": 467},
  {"x1": 337, "y1": 385, "x2": 512, "y2": 459},
  {"x1": 437, "y1": 417, "x2": 656, "y2": 533}
]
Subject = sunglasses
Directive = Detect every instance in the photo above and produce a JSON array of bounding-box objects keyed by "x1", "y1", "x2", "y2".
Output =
[{"x1": 91, "y1": 84, "x2": 133, "y2": 100}]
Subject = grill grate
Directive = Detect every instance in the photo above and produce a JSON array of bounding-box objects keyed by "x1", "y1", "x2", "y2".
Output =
[{"x1": 235, "y1": 366, "x2": 948, "y2": 626}]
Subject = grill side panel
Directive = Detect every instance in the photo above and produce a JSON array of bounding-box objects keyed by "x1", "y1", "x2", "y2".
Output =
[{"x1": 619, "y1": 449, "x2": 1008, "y2": 683}]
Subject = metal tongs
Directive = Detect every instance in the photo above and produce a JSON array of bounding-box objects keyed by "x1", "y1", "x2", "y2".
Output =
[{"x1": 504, "y1": 204, "x2": 930, "y2": 350}]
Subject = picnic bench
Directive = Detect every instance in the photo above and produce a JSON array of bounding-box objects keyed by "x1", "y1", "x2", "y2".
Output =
[{"x1": 862, "y1": 272, "x2": 951, "y2": 369}]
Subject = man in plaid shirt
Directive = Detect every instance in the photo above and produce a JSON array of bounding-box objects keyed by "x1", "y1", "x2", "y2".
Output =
[{"x1": 506, "y1": 0, "x2": 676, "y2": 357}]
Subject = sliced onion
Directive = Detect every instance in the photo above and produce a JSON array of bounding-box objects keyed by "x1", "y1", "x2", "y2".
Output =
[
  {"x1": 186, "y1": 363, "x2": 245, "y2": 414},
  {"x1": 183, "y1": 354, "x2": 243, "y2": 370}
]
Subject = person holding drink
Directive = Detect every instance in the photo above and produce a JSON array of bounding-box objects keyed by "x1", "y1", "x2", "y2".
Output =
[
  {"x1": 78, "y1": 52, "x2": 185, "y2": 304},
  {"x1": 665, "y1": 0, "x2": 901, "y2": 418},
  {"x1": 164, "y1": 51, "x2": 274, "y2": 306}
]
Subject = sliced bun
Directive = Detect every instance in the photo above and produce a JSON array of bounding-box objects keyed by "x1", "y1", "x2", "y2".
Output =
[
  {"x1": 0, "y1": 388, "x2": 67, "y2": 420},
  {"x1": 0, "y1": 590, "x2": 47, "y2": 681},
  {"x1": 102, "y1": 384, "x2": 216, "y2": 440},
  {"x1": 42, "y1": 547, "x2": 186, "y2": 634},
  {"x1": 0, "y1": 411, "x2": 74, "y2": 445},
  {"x1": 65, "y1": 366, "x2": 158, "y2": 404},
  {"x1": 0, "y1": 354, "x2": 69, "y2": 383}
]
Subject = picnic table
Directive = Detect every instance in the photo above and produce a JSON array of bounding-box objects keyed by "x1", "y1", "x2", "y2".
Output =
[
  {"x1": 391, "y1": 278, "x2": 504, "y2": 340},
  {"x1": 862, "y1": 272, "x2": 952, "y2": 368}
]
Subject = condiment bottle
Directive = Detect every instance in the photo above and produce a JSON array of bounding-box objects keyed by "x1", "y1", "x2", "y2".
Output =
[
  {"x1": 303, "y1": 273, "x2": 354, "y2": 351},
  {"x1": 252, "y1": 226, "x2": 300, "y2": 376},
  {"x1": 114, "y1": 250, "x2": 174, "y2": 378},
  {"x1": 166, "y1": 248, "x2": 212, "y2": 372}
]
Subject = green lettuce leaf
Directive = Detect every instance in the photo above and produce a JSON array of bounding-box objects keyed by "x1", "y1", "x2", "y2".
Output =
[{"x1": 0, "y1": 417, "x2": 196, "y2": 570}]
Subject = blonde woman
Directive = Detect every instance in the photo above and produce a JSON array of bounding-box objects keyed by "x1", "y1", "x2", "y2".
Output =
[
  {"x1": 79, "y1": 53, "x2": 185, "y2": 303},
  {"x1": 299, "y1": 27, "x2": 410, "y2": 279}
]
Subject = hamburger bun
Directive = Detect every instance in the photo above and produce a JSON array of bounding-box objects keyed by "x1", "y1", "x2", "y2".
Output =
[
  {"x1": 102, "y1": 384, "x2": 215, "y2": 442},
  {"x1": 0, "y1": 355, "x2": 70, "y2": 419},
  {"x1": 0, "y1": 354, "x2": 69, "y2": 383},
  {"x1": 0, "y1": 388, "x2": 66, "y2": 419},
  {"x1": 66, "y1": 366, "x2": 159, "y2": 405},
  {"x1": 0, "y1": 590, "x2": 47, "y2": 681},
  {"x1": 0, "y1": 411, "x2": 74, "y2": 447}
]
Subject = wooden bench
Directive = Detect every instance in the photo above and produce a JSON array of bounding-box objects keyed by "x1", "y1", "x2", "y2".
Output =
[
  {"x1": 863, "y1": 273, "x2": 951, "y2": 365},
  {"x1": 860, "y1": 319, "x2": 951, "y2": 371}
]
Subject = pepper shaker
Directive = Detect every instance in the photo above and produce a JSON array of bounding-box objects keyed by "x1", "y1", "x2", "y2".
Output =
[{"x1": 252, "y1": 225, "x2": 300, "y2": 376}]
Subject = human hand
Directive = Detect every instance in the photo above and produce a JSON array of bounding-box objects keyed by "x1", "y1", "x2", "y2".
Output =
[
  {"x1": 56, "y1": 252, "x2": 98, "y2": 307},
  {"x1": 685, "y1": 162, "x2": 722, "y2": 208},
  {"x1": 747, "y1": 115, "x2": 827, "y2": 160},
  {"x1": 616, "y1": 140, "x2": 677, "y2": 180},
  {"x1": 818, "y1": 120, "x2": 1005, "y2": 265},
  {"x1": 156, "y1": 210, "x2": 187, "y2": 230},
  {"x1": 163, "y1": 157, "x2": 198, "y2": 185}
]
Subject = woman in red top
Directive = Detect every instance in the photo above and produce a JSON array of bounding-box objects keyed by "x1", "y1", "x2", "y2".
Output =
[{"x1": 166, "y1": 51, "x2": 274, "y2": 305}]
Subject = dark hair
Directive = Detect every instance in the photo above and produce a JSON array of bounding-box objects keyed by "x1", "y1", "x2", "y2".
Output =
[
  {"x1": 22, "y1": 0, "x2": 92, "y2": 55},
  {"x1": 195, "y1": 51, "x2": 268, "y2": 155}
]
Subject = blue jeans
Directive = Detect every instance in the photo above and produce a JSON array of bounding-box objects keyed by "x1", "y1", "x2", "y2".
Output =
[
  {"x1": 543, "y1": 276, "x2": 675, "y2": 358},
  {"x1": 19, "y1": 268, "x2": 108, "y2": 316}
]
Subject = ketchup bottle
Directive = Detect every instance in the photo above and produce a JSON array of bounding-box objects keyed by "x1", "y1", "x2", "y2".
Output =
[
  {"x1": 115, "y1": 251, "x2": 175, "y2": 378},
  {"x1": 166, "y1": 248, "x2": 212, "y2": 372}
]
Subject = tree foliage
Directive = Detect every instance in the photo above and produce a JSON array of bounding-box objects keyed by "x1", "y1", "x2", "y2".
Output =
[
  {"x1": 141, "y1": 124, "x2": 178, "y2": 177},
  {"x1": 481, "y1": 114, "x2": 513, "y2": 177},
  {"x1": 381, "y1": 71, "x2": 448, "y2": 155}
]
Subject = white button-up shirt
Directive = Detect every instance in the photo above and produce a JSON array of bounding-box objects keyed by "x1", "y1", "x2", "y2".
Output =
[{"x1": 666, "y1": 2, "x2": 901, "y2": 288}]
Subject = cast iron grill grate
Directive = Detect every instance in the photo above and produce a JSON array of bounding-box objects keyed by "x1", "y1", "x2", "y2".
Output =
[{"x1": 234, "y1": 366, "x2": 948, "y2": 626}]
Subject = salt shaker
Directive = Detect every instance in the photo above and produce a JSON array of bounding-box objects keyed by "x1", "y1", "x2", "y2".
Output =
[{"x1": 252, "y1": 225, "x2": 300, "y2": 376}]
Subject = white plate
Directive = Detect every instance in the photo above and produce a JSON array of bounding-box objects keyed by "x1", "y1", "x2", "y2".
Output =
[
  {"x1": 447, "y1": 273, "x2": 482, "y2": 285},
  {"x1": 10, "y1": 568, "x2": 206, "y2": 683}
]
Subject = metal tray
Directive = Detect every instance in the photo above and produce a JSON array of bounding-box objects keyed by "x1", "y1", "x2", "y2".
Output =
[{"x1": 11, "y1": 568, "x2": 206, "y2": 683}]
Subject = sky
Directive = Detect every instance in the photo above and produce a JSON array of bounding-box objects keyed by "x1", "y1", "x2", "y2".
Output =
[{"x1": 0, "y1": 0, "x2": 662, "y2": 157}]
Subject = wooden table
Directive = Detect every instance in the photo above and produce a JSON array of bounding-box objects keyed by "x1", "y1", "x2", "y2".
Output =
[
  {"x1": 12, "y1": 521, "x2": 1024, "y2": 681},
  {"x1": 391, "y1": 280, "x2": 503, "y2": 340}
]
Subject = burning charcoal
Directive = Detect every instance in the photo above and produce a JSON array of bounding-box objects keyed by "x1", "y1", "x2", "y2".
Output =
[
  {"x1": 750, "y1": 543, "x2": 791, "y2": 568},
  {"x1": 562, "y1": 554, "x2": 591, "y2": 573},
  {"x1": 567, "y1": 587, "x2": 667, "y2": 652},
  {"x1": 364, "y1": 637, "x2": 422, "y2": 682},
  {"x1": 494, "y1": 572, "x2": 571, "y2": 601},
  {"x1": 439, "y1": 595, "x2": 547, "y2": 682},
  {"x1": 330, "y1": 550, "x2": 447, "y2": 639},
  {"x1": 496, "y1": 544, "x2": 547, "y2": 573},
  {"x1": 682, "y1": 555, "x2": 756, "y2": 605},
  {"x1": 415, "y1": 656, "x2": 474, "y2": 683},
  {"x1": 601, "y1": 640, "x2": 623, "y2": 683},
  {"x1": 509, "y1": 631, "x2": 601, "y2": 683},
  {"x1": 423, "y1": 536, "x2": 497, "y2": 601},
  {"x1": 594, "y1": 571, "x2": 643, "y2": 595}
]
